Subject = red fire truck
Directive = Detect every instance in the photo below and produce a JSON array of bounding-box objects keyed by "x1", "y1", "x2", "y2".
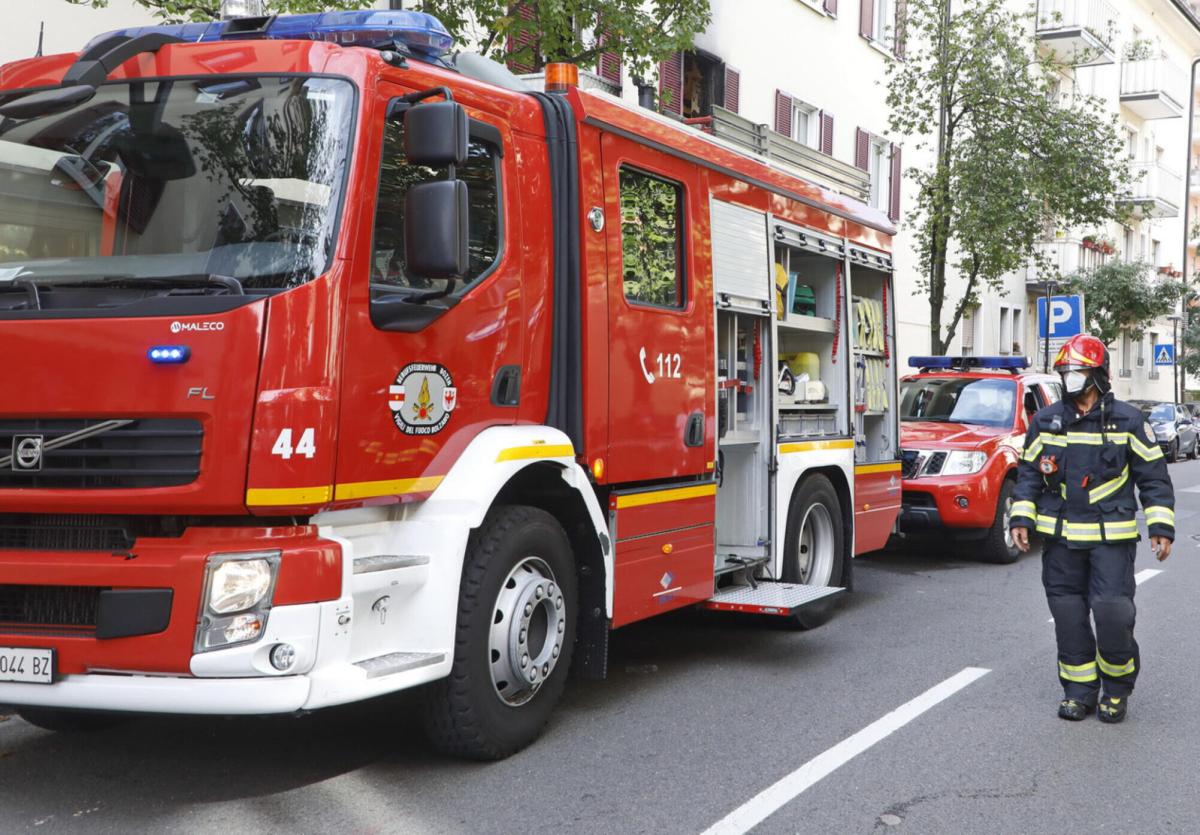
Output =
[{"x1": 0, "y1": 10, "x2": 900, "y2": 758}]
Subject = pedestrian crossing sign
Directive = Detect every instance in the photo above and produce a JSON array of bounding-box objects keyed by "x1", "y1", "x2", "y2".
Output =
[{"x1": 1154, "y1": 344, "x2": 1174, "y2": 366}]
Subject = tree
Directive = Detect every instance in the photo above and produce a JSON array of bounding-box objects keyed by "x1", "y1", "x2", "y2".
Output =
[
  {"x1": 886, "y1": 0, "x2": 1132, "y2": 354},
  {"x1": 66, "y1": 1, "x2": 373, "y2": 24},
  {"x1": 412, "y1": 1, "x2": 712, "y2": 80},
  {"x1": 1063, "y1": 261, "x2": 1181, "y2": 348}
]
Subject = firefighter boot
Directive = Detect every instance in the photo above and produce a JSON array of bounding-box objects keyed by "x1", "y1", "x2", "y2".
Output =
[
  {"x1": 1097, "y1": 696, "x2": 1128, "y2": 724},
  {"x1": 1058, "y1": 698, "x2": 1095, "y2": 721}
]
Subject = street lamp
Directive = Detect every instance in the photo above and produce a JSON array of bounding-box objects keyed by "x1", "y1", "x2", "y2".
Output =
[{"x1": 1169, "y1": 313, "x2": 1182, "y2": 404}]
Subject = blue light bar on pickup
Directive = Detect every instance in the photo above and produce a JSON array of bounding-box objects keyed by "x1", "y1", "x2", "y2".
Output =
[
  {"x1": 908, "y1": 356, "x2": 1030, "y2": 370},
  {"x1": 82, "y1": 10, "x2": 453, "y2": 59}
]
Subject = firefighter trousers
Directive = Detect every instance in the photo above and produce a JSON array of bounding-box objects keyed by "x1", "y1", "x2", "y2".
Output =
[{"x1": 1042, "y1": 541, "x2": 1139, "y2": 701}]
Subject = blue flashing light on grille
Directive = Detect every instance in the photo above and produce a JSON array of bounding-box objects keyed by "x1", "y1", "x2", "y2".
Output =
[
  {"x1": 909, "y1": 356, "x2": 1030, "y2": 370},
  {"x1": 82, "y1": 11, "x2": 453, "y2": 59},
  {"x1": 148, "y1": 346, "x2": 191, "y2": 364}
]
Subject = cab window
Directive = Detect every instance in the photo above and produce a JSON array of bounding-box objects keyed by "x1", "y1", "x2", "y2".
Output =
[
  {"x1": 1041, "y1": 381, "x2": 1063, "y2": 404},
  {"x1": 619, "y1": 167, "x2": 685, "y2": 308},
  {"x1": 369, "y1": 117, "x2": 502, "y2": 295}
]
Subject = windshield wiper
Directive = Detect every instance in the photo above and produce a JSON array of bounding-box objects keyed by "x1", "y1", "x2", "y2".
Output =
[{"x1": 54, "y1": 274, "x2": 245, "y2": 295}]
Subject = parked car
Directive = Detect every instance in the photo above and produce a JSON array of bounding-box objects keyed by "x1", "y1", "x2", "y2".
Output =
[
  {"x1": 1185, "y1": 402, "x2": 1200, "y2": 421},
  {"x1": 897, "y1": 356, "x2": 1061, "y2": 564},
  {"x1": 1128, "y1": 400, "x2": 1198, "y2": 462}
]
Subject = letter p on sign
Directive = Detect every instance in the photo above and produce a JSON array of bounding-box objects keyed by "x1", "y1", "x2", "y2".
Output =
[{"x1": 1037, "y1": 295, "x2": 1082, "y2": 339}]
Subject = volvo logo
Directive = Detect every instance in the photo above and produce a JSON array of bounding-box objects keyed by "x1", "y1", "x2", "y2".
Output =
[
  {"x1": 12, "y1": 435, "x2": 43, "y2": 472},
  {"x1": 170, "y1": 320, "x2": 225, "y2": 334}
]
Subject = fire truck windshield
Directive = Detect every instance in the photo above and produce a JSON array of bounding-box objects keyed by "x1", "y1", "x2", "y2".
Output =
[{"x1": 0, "y1": 75, "x2": 353, "y2": 303}]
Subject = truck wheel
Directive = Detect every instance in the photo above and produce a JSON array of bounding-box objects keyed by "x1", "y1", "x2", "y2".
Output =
[
  {"x1": 422, "y1": 505, "x2": 577, "y2": 760},
  {"x1": 16, "y1": 707, "x2": 127, "y2": 733},
  {"x1": 780, "y1": 474, "x2": 845, "y2": 630},
  {"x1": 979, "y1": 480, "x2": 1020, "y2": 564}
]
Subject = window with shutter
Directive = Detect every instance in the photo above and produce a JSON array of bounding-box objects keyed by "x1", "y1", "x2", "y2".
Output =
[
  {"x1": 859, "y1": 0, "x2": 875, "y2": 39},
  {"x1": 506, "y1": 3, "x2": 537, "y2": 75},
  {"x1": 659, "y1": 52, "x2": 684, "y2": 115},
  {"x1": 723, "y1": 67, "x2": 740, "y2": 114},
  {"x1": 825, "y1": 0, "x2": 839, "y2": 16},
  {"x1": 894, "y1": 0, "x2": 907, "y2": 57},
  {"x1": 819, "y1": 112, "x2": 834, "y2": 156},
  {"x1": 775, "y1": 90, "x2": 793, "y2": 137},
  {"x1": 855, "y1": 128, "x2": 870, "y2": 170},
  {"x1": 889, "y1": 144, "x2": 902, "y2": 221},
  {"x1": 597, "y1": 22, "x2": 621, "y2": 84}
]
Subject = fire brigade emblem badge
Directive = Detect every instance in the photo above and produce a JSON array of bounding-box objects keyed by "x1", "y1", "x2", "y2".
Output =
[
  {"x1": 388, "y1": 363, "x2": 457, "y2": 436},
  {"x1": 1039, "y1": 454, "x2": 1058, "y2": 475}
]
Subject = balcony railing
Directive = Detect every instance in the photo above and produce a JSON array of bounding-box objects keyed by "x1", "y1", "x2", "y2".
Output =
[
  {"x1": 1119, "y1": 161, "x2": 1182, "y2": 218},
  {"x1": 1120, "y1": 58, "x2": 1187, "y2": 119},
  {"x1": 1036, "y1": 0, "x2": 1118, "y2": 65},
  {"x1": 1025, "y1": 238, "x2": 1111, "y2": 284},
  {"x1": 684, "y1": 105, "x2": 871, "y2": 202}
]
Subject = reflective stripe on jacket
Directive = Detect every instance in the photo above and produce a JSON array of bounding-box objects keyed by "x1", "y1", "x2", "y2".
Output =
[{"x1": 1010, "y1": 392, "x2": 1175, "y2": 546}]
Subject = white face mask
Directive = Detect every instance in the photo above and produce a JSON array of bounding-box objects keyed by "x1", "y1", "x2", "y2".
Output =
[{"x1": 1062, "y1": 370, "x2": 1090, "y2": 395}]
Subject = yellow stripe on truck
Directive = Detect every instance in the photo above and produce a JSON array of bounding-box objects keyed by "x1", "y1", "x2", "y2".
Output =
[{"x1": 615, "y1": 483, "x2": 716, "y2": 509}]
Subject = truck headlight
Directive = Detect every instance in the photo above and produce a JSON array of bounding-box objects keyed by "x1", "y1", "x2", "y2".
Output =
[
  {"x1": 941, "y1": 450, "x2": 987, "y2": 475},
  {"x1": 196, "y1": 551, "x2": 280, "y2": 652}
]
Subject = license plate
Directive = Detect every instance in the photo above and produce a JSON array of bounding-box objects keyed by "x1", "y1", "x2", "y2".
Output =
[{"x1": 0, "y1": 647, "x2": 54, "y2": 684}]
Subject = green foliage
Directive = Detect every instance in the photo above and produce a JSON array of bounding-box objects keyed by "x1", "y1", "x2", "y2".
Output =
[
  {"x1": 886, "y1": 0, "x2": 1132, "y2": 354},
  {"x1": 1179, "y1": 294, "x2": 1200, "y2": 379},
  {"x1": 619, "y1": 169, "x2": 681, "y2": 307},
  {"x1": 412, "y1": 0, "x2": 711, "y2": 79},
  {"x1": 65, "y1": 0, "x2": 372, "y2": 24},
  {"x1": 1063, "y1": 261, "x2": 1182, "y2": 347}
]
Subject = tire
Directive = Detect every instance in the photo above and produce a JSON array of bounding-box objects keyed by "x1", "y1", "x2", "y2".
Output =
[
  {"x1": 1188, "y1": 437, "x2": 1198, "y2": 460},
  {"x1": 979, "y1": 479, "x2": 1020, "y2": 564},
  {"x1": 1169, "y1": 439, "x2": 1180, "y2": 462},
  {"x1": 780, "y1": 474, "x2": 846, "y2": 630},
  {"x1": 16, "y1": 707, "x2": 127, "y2": 733},
  {"x1": 421, "y1": 505, "x2": 577, "y2": 760}
]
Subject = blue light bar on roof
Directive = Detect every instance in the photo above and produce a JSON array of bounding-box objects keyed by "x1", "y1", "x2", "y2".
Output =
[
  {"x1": 82, "y1": 10, "x2": 454, "y2": 59},
  {"x1": 908, "y1": 356, "x2": 1030, "y2": 370}
]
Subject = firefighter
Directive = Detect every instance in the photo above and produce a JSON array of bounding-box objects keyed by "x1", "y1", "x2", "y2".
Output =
[{"x1": 1010, "y1": 333, "x2": 1174, "y2": 724}]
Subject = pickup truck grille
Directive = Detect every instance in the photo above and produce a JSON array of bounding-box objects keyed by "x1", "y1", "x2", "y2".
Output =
[
  {"x1": 0, "y1": 584, "x2": 105, "y2": 633},
  {"x1": 0, "y1": 418, "x2": 202, "y2": 489},
  {"x1": 900, "y1": 449, "x2": 946, "y2": 479}
]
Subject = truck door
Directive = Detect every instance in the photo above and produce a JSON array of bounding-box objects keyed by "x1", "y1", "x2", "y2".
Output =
[{"x1": 599, "y1": 133, "x2": 712, "y2": 484}]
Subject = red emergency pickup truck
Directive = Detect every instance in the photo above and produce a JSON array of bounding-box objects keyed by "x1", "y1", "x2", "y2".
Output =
[{"x1": 897, "y1": 357, "x2": 1061, "y2": 563}]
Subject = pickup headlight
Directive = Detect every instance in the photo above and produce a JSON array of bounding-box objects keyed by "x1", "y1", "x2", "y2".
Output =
[
  {"x1": 941, "y1": 450, "x2": 987, "y2": 475},
  {"x1": 1153, "y1": 424, "x2": 1173, "y2": 439},
  {"x1": 196, "y1": 551, "x2": 280, "y2": 652}
]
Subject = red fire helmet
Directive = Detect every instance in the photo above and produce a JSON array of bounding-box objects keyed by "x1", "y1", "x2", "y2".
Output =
[{"x1": 1053, "y1": 333, "x2": 1109, "y2": 373}]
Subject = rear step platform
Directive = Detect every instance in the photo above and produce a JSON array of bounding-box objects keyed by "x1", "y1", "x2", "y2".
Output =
[{"x1": 701, "y1": 581, "x2": 844, "y2": 616}]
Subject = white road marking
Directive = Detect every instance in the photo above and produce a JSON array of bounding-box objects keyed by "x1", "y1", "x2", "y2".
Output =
[
  {"x1": 702, "y1": 667, "x2": 991, "y2": 835},
  {"x1": 1049, "y1": 568, "x2": 1163, "y2": 621}
]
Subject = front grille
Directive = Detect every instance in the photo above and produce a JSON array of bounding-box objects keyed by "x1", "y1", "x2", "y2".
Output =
[
  {"x1": 0, "y1": 585, "x2": 105, "y2": 632},
  {"x1": 0, "y1": 418, "x2": 202, "y2": 489},
  {"x1": 900, "y1": 449, "x2": 947, "y2": 479},
  {"x1": 925, "y1": 451, "x2": 947, "y2": 475},
  {"x1": 0, "y1": 514, "x2": 192, "y2": 551},
  {"x1": 900, "y1": 449, "x2": 920, "y2": 479}
]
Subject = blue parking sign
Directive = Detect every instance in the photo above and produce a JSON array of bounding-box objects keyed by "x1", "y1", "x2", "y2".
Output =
[
  {"x1": 1154, "y1": 343, "x2": 1175, "y2": 366},
  {"x1": 1037, "y1": 295, "x2": 1083, "y2": 339}
]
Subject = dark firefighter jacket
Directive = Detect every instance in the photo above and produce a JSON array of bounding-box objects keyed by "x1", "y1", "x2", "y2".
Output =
[{"x1": 1010, "y1": 391, "x2": 1175, "y2": 547}]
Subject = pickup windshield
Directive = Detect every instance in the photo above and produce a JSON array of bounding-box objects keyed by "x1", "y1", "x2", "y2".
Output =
[
  {"x1": 0, "y1": 76, "x2": 353, "y2": 301},
  {"x1": 899, "y1": 377, "x2": 1017, "y2": 428}
]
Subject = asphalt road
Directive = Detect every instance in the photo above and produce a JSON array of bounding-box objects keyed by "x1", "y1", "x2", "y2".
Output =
[{"x1": 3, "y1": 461, "x2": 1199, "y2": 834}]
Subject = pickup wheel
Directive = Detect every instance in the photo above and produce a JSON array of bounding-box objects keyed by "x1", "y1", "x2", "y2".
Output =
[
  {"x1": 421, "y1": 505, "x2": 576, "y2": 760},
  {"x1": 780, "y1": 474, "x2": 846, "y2": 630},
  {"x1": 16, "y1": 707, "x2": 127, "y2": 733},
  {"x1": 978, "y1": 479, "x2": 1020, "y2": 565}
]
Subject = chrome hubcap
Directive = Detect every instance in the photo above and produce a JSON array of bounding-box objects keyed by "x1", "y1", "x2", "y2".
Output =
[
  {"x1": 798, "y1": 503, "x2": 835, "y2": 585},
  {"x1": 489, "y1": 557, "x2": 565, "y2": 707},
  {"x1": 1002, "y1": 495, "x2": 1015, "y2": 549}
]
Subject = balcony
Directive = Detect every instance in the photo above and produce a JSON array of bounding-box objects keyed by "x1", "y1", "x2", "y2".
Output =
[
  {"x1": 1120, "y1": 59, "x2": 1187, "y2": 120},
  {"x1": 1118, "y1": 161, "x2": 1182, "y2": 218},
  {"x1": 1024, "y1": 238, "x2": 1112, "y2": 286},
  {"x1": 684, "y1": 105, "x2": 870, "y2": 202},
  {"x1": 1036, "y1": 0, "x2": 1117, "y2": 66}
]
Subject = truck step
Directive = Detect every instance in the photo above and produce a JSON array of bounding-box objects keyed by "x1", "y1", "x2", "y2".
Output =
[
  {"x1": 714, "y1": 554, "x2": 769, "y2": 577},
  {"x1": 700, "y1": 581, "x2": 843, "y2": 616},
  {"x1": 354, "y1": 651, "x2": 445, "y2": 679},
  {"x1": 353, "y1": 554, "x2": 429, "y2": 575}
]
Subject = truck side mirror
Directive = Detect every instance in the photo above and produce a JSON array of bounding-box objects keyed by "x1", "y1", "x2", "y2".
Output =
[
  {"x1": 404, "y1": 101, "x2": 468, "y2": 167},
  {"x1": 404, "y1": 179, "x2": 468, "y2": 280}
]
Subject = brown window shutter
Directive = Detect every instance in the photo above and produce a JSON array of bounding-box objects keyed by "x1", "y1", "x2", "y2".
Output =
[
  {"x1": 775, "y1": 90, "x2": 794, "y2": 137},
  {"x1": 597, "y1": 22, "x2": 621, "y2": 84},
  {"x1": 825, "y1": 0, "x2": 838, "y2": 16},
  {"x1": 889, "y1": 144, "x2": 902, "y2": 221},
  {"x1": 820, "y1": 112, "x2": 834, "y2": 155},
  {"x1": 723, "y1": 67, "x2": 741, "y2": 114},
  {"x1": 894, "y1": 0, "x2": 907, "y2": 57},
  {"x1": 506, "y1": 3, "x2": 537, "y2": 75},
  {"x1": 855, "y1": 128, "x2": 870, "y2": 170},
  {"x1": 860, "y1": 0, "x2": 875, "y2": 39},
  {"x1": 659, "y1": 52, "x2": 684, "y2": 115}
]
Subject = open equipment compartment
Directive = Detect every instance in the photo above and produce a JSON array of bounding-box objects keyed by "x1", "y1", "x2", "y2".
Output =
[
  {"x1": 772, "y1": 221, "x2": 849, "y2": 440},
  {"x1": 847, "y1": 245, "x2": 898, "y2": 464}
]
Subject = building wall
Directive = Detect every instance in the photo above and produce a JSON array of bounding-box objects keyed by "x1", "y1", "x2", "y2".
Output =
[{"x1": 1, "y1": 1, "x2": 157, "y2": 67}]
